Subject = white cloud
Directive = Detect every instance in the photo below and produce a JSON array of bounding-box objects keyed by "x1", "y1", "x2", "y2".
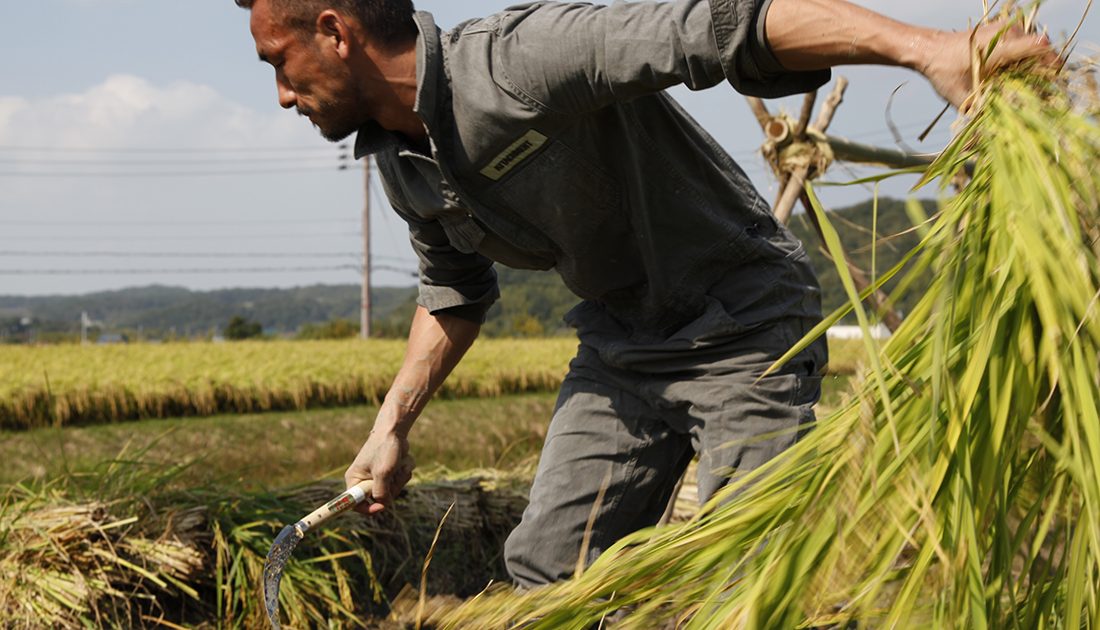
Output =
[
  {"x1": 0, "y1": 74, "x2": 314, "y2": 151},
  {"x1": 0, "y1": 97, "x2": 28, "y2": 135}
]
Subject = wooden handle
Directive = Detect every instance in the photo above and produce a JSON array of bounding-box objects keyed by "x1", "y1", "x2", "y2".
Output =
[{"x1": 297, "y1": 480, "x2": 373, "y2": 533}]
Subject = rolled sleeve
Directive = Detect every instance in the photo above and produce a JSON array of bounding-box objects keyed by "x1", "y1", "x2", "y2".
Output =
[
  {"x1": 491, "y1": 0, "x2": 830, "y2": 114},
  {"x1": 711, "y1": 0, "x2": 831, "y2": 97},
  {"x1": 397, "y1": 206, "x2": 500, "y2": 322}
]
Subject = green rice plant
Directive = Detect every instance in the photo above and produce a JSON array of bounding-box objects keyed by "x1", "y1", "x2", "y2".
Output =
[{"x1": 443, "y1": 60, "x2": 1100, "y2": 630}]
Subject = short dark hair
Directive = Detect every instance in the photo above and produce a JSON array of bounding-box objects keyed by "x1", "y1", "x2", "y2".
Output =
[{"x1": 236, "y1": 0, "x2": 417, "y2": 47}]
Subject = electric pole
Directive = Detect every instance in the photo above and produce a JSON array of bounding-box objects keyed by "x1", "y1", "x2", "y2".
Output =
[{"x1": 360, "y1": 156, "x2": 372, "y2": 339}]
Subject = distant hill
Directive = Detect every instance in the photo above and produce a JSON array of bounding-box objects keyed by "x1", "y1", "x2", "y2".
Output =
[
  {"x1": 788, "y1": 197, "x2": 937, "y2": 321},
  {"x1": 1, "y1": 198, "x2": 933, "y2": 341},
  {"x1": 0, "y1": 284, "x2": 416, "y2": 338}
]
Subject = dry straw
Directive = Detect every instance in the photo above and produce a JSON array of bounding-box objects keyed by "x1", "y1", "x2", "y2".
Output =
[
  {"x1": 444, "y1": 40, "x2": 1100, "y2": 630},
  {"x1": 0, "y1": 464, "x2": 529, "y2": 628}
]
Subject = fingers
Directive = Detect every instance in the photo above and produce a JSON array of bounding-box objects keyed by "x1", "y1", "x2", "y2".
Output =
[
  {"x1": 344, "y1": 455, "x2": 415, "y2": 516},
  {"x1": 981, "y1": 21, "x2": 1061, "y2": 73},
  {"x1": 373, "y1": 456, "x2": 415, "y2": 510}
]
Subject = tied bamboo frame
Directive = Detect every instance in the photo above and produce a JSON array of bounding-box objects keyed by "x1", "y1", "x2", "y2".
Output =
[{"x1": 444, "y1": 62, "x2": 1100, "y2": 630}]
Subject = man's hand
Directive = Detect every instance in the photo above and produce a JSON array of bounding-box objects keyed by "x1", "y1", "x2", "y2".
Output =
[
  {"x1": 764, "y1": 0, "x2": 1062, "y2": 112},
  {"x1": 345, "y1": 427, "x2": 415, "y2": 515},
  {"x1": 342, "y1": 306, "x2": 481, "y2": 516},
  {"x1": 919, "y1": 22, "x2": 1059, "y2": 111}
]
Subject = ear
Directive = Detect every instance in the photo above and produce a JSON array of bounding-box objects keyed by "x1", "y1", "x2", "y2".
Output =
[{"x1": 316, "y1": 10, "x2": 352, "y2": 59}]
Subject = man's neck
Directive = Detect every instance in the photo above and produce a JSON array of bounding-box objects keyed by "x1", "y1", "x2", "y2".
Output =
[{"x1": 359, "y1": 37, "x2": 425, "y2": 141}]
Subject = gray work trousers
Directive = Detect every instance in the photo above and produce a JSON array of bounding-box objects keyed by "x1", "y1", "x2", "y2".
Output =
[{"x1": 503, "y1": 310, "x2": 827, "y2": 588}]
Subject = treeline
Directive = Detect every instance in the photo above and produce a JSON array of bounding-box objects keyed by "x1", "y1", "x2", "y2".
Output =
[{"x1": 0, "y1": 284, "x2": 414, "y2": 342}]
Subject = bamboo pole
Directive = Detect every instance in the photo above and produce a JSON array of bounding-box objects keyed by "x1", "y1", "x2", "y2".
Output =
[
  {"x1": 826, "y1": 135, "x2": 975, "y2": 176},
  {"x1": 746, "y1": 97, "x2": 773, "y2": 131}
]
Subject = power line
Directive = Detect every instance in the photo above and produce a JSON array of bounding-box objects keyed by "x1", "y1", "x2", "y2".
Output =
[
  {"x1": 369, "y1": 264, "x2": 418, "y2": 278},
  {"x1": 0, "y1": 166, "x2": 351, "y2": 178},
  {"x1": 0, "y1": 233, "x2": 362, "y2": 242},
  {"x1": 0, "y1": 156, "x2": 346, "y2": 166},
  {"x1": 0, "y1": 265, "x2": 362, "y2": 275},
  {"x1": 0, "y1": 264, "x2": 416, "y2": 278},
  {"x1": 0, "y1": 218, "x2": 359, "y2": 227},
  {"x1": 0, "y1": 250, "x2": 362, "y2": 259},
  {"x1": 0, "y1": 144, "x2": 345, "y2": 154}
]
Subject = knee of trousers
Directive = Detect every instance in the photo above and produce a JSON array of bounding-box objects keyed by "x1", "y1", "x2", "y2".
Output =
[{"x1": 503, "y1": 513, "x2": 581, "y2": 589}]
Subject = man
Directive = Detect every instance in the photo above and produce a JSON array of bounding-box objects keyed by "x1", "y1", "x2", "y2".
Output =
[{"x1": 237, "y1": 0, "x2": 1051, "y2": 588}]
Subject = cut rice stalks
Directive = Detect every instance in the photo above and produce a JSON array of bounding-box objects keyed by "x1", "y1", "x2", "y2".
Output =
[
  {"x1": 0, "y1": 469, "x2": 528, "y2": 628},
  {"x1": 444, "y1": 50, "x2": 1100, "y2": 630}
]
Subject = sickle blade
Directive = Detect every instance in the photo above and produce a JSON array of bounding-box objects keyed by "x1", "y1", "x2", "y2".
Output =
[{"x1": 263, "y1": 524, "x2": 304, "y2": 629}]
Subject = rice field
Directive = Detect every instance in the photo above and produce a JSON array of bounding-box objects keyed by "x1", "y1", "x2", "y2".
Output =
[
  {"x1": 0, "y1": 338, "x2": 578, "y2": 430},
  {"x1": 0, "y1": 337, "x2": 866, "y2": 431}
]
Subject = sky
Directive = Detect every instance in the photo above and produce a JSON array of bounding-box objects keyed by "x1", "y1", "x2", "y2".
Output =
[{"x1": 0, "y1": 0, "x2": 1095, "y2": 297}]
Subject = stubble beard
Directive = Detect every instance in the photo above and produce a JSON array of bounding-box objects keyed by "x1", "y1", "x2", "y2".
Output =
[{"x1": 305, "y1": 97, "x2": 362, "y2": 143}]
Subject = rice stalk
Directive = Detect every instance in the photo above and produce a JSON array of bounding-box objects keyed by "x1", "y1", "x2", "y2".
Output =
[
  {"x1": 0, "y1": 463, "x2": 529, "y2": 628},
  {"x1": 443, "y1": 52, "x2": 1100, "y2": 630}
]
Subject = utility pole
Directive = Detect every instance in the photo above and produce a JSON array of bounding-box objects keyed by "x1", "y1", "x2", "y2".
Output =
[{"x1": 360, "y1": 156, "x2": 372, "y2": 340}]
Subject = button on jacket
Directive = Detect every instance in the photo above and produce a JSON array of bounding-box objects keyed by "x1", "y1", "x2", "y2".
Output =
[{"x1": 354, "y1": 0, "x2": 830, "y2": 339}]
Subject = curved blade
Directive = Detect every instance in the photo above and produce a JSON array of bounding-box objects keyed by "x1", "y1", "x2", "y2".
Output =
[{"x1": 263, "y1": 524, "x2": 304, "y2": 630}]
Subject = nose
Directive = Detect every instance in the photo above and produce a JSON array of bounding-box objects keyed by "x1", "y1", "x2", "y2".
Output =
[{"x1": 276, "y1": 76, "x2": 297, "y2": 110}]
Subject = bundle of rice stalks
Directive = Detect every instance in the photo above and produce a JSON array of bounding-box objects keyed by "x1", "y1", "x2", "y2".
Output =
[
  {"x1": 0, "y1": 468, "x2": 529, "y2": 628},
  {"x1": 0, "y1": 485, "x2": 203, "y2": 628},
  {"x1": 444, "y1": 48, "x2": 1100, "y2": 630}
]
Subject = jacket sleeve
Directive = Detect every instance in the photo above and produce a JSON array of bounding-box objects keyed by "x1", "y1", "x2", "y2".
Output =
[
  {"x1": 391, "y1": 201, "x2": 500, "y2": 324},
  {"x1": 489, "y1": 0, "x2": 830, "y2": 114}
]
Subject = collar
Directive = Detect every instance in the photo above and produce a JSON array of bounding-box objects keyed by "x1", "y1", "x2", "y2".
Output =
[{"x1": 353, "y1": 11, "x2": 441, "y2": 159}]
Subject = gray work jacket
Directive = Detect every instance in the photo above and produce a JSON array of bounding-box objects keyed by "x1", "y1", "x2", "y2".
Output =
[{"x1": 354, "y1": 0, "x2": 830, "y2": 340}]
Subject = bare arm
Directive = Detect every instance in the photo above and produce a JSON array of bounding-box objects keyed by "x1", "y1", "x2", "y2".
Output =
[
  {"x1": 345, "y1": 305, "x2": 481, "y2": 514},
  {"x1": 763, "y1": 0, "x2": 1055, "y2": 108}
]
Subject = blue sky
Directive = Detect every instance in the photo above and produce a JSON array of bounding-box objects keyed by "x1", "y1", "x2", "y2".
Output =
[{"x1": 0, "y1": 0, "x2": 1095, "y2": 297}]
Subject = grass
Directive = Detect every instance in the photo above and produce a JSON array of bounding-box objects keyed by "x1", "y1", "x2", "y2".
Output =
[
  {"x1": 0, "y1": 394, "x2": 559, "y2": 490},
  {"x1": 0, "y1": 362, "x2": 857, "y2": 492}
]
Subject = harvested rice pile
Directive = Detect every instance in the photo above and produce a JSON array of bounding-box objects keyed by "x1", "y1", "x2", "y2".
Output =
[{"x1": 0, "y1": 470, "x2": 528, "y2": 628}]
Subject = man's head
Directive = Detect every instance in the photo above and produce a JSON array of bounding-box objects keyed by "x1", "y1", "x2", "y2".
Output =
[
  {"x1": 239, "y1": 0, "x2": 417, "y2": 142},
  {"x1": 235, "y1": 0, "x2": 416, "y2": 49}
]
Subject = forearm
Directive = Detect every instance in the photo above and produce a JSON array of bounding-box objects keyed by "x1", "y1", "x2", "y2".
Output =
[
  {"x1": 372, "y1": 305, "x2": 481, "y2": 437},
  {"x1": 763, "y1": 0, "x2": 939, "y2": 73}
]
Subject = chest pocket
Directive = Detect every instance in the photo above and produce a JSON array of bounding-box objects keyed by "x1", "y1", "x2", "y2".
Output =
[{"x1": 489, "y1": 139, "x2": 642, "y2": 299}]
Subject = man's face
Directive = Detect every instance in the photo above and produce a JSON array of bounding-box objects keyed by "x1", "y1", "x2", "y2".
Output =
[{"x1": 250, "y1": 0, "x2": 366, "y2": 142}]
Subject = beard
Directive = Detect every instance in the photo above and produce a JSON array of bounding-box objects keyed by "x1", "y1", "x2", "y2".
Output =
[{"x1": 301, "y1": 94, "x2": 363, "y2": 143}]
